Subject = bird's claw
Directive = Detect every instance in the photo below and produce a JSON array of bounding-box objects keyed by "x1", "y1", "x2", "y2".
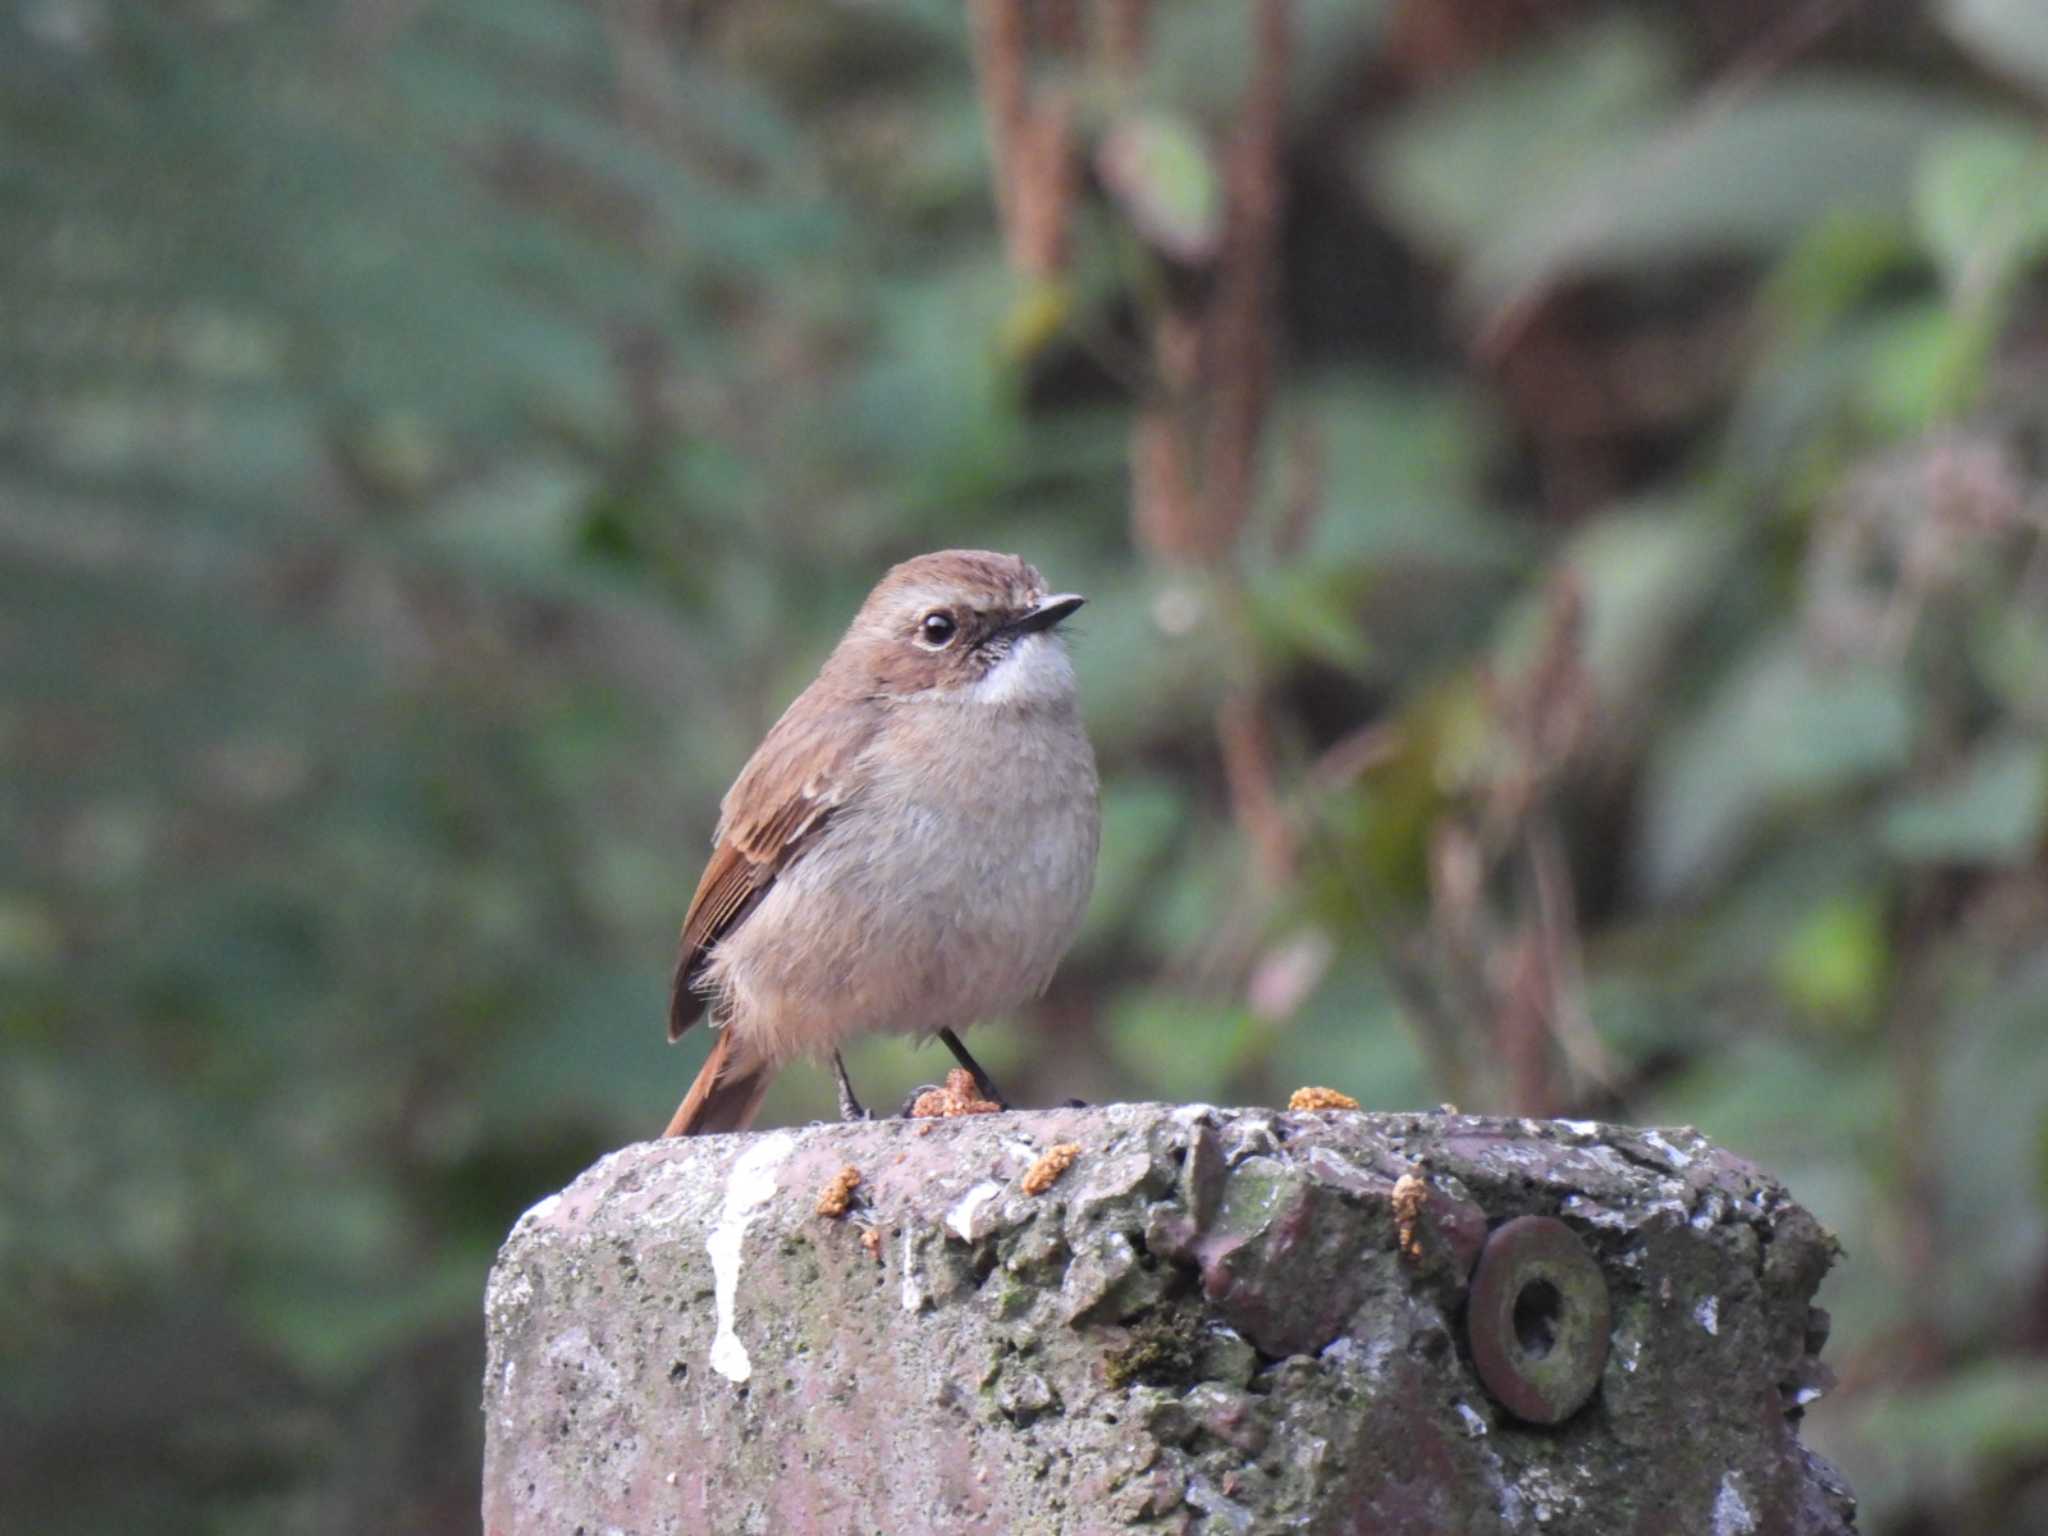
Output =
[{"x1": 831, "y1": 1050, "x2": 869, "y2": 1122}]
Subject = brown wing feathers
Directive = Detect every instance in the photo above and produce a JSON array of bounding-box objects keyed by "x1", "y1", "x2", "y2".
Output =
[
  {"x1": 665, "y1": 693, "x2": 873, "y2": 1042},
  {"x1": 666, "y1": 841, "x2": 774, "y2": 1040}
]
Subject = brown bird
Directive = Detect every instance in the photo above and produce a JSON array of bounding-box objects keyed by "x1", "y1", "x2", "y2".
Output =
[{"x1": 662, "y1": 549, "x2": 1100, "y2": 1136}]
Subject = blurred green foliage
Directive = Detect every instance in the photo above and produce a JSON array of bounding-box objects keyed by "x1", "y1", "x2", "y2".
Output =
[{"x1": 2, "y1": 1, "x2": 2046, "y2": 1532}]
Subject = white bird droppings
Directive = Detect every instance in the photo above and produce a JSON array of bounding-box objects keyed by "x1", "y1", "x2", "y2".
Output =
[
  {"x1": 901, "y1": 1225, "x2": 930, "y2": 1313},
  {"x1": 945, "y1": 1180, "x2": 1005, "y2": 1241},
  {"x1": 1712, "y1": 1472, "x2": 1757, "y2": 1535},
  {"x1": 706, "y1": 1130, "x2": 798, "y2": 1384}
]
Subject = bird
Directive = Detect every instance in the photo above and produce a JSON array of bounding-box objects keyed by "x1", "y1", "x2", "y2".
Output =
[{"x1": 662, "y1": 549, "x2": 1100, "y2": 1136}]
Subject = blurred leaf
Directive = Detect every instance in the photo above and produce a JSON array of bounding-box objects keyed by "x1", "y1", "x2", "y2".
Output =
[
  {"x1": 1373, "y1": 31, "x2": 2000, "y2": 311},
  {"x1": 1475, "y1": 81, "x2": 1994, "y2": 305},
  {"x1": 1894, "y1": 127, "x2": 2048, "y2": 422},
  {"x1": 1247, "y1": 565, "x2": 1375, "y2": 672},
  {"x1": 1548, "y1": 499, "x2": 1735, "y2": 707},
  {"x1": 1366, "y1": 13, "x2": 1680, "y2": 257},
  {"x1": 1334, "y1": 676, "x2": 1488, "y2": 899},
  {"x1": 1145, "y1": 0, "x2": 1389, "y2": 125},
  {"x1": 1762, "y1": 210, "x2": 1921, "y2": 347},
  {"x1": 1097, "y1": 113, "x2": 1223, "y2": 262},
  {"x1": 1772, "y1": 893, "x2": 1890, "y2": 1025},
  {"x1": 1882, "y1": 736, "x2": 2047, "y2": 865},
  {"x1": 1641, "y1": 636, "x2": 1917, "y2": 896},
  {"x1": 1787, "y1": 668, "x2": 1918, "y2": 782},
  {"x1": 1674, "y1": 834, "x2": 1889, "y2": 1003},
  {"x1": 1764, "y1": 666, "x2": 1917, "y2": 791},
  {"x1": 844, "y1": 261, "x2": 1028, "y2": 509},
  {"x1": 1973, "y1": 602, "x2": 2048, "y2": 719},
  {"x1": 1912, "y1": 126, "x2": 2048, "y2": 291},
  {"x1": 995, "y1": 277, "x2": 1075, "y2": 365},
  {"x1": 1855, "y1": 298, "x2": 1999, "y2": 433},
  {"x1": 1941, "y1": 0, "x2": 2048, "y2": 101},
  {"x1": 1286, "y1": 374, "x2": 1509, "y2": 569},
  {"x1": 1532, "y1": 85, "x2": 1983, "y2": 303}
]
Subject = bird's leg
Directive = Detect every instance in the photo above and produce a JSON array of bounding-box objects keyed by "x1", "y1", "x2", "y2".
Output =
[
  {"x1": 938, "y1": 1027, "x2": 1009, "y2": 1110},
  {"x1": 831, "y1": 1051, "x2": 869, "y2": 1122}
]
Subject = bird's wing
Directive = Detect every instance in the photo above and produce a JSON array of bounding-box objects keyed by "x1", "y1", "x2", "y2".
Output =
[{"x1": 667, "y1": 692, "x2": 876, "y2": 1041}]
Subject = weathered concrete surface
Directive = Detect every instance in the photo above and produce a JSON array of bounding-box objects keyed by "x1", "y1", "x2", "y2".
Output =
[{"x1": 481, "y1": 1105, "x2": 1853, "y2": 1535}]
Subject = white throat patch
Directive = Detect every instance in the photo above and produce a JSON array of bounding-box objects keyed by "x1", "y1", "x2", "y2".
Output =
[{"x1": 970, "y1": 631, "x2": 1076, "y2": 709}]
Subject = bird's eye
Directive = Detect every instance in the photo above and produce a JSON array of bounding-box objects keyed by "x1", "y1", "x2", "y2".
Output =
[{"x1": 918, "y1": 610, "x2": 958, "y2": 648}]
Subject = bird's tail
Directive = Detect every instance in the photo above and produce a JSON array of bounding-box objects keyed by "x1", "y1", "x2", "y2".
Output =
[{"x1": 663, "y1": 1030, "x2": 774, "y2": 1137}]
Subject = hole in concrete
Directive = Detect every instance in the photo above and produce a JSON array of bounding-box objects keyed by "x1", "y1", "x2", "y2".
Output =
[
  {"x1": 1514, "y1": 1279, "x2": 1562, "y2": 1359},
  {"x1": 970, "y1": 1247, "x2": 999, "y2": 1286}
]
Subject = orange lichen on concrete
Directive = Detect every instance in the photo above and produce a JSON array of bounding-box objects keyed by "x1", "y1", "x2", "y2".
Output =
[
  {"x1": 1021, "y1": 1142, "x2": 1081, "y2": 1195},
  {"x1": 908, "y1": 1068, "x2": 1002, "y2": 1119},
  {"x1": 1288, "y1": 1085, "x2": 1360, "y2": 1111},
  {"x1": 816, "y1": 1165, "x2": 862, "y2": 1219},
  {"x1": 1392, "y1": 1171, "x2": 1428, "y2": 1261}
]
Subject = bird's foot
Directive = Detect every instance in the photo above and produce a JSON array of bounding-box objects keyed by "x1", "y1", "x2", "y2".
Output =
[
  {"x1": 936, "y1": 1027, "x2": 1010, "y2": 1110},
  {"x1": 898, "y1": 1085, "x2": 941, "y2": 1118},
  {"x1": 831, "y1": 1051, "x2": 870, "y2": 1122}
]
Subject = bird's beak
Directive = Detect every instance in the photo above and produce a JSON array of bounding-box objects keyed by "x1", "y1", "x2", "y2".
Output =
[{"x1": 1009, "y1": 593, "x2": 1086, "y2": 635}]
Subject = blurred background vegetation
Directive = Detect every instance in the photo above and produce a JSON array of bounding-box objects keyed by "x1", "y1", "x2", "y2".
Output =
[{"x1": 2, "y1": 0, "x2": 2046, "y2": 1530}]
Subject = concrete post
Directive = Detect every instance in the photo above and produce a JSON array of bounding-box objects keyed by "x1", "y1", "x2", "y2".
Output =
[{"x1": 482, "y1": 1104, "x2": 1853, "y2": 1534}]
